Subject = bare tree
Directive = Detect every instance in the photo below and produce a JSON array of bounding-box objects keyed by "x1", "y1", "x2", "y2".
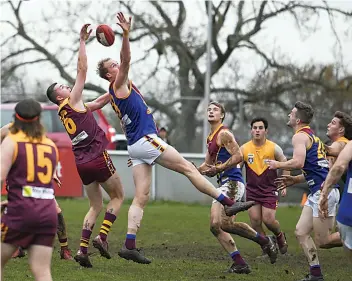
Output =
[{"x1": 1, "y1": 0, "x2": 351, "y2": 151}]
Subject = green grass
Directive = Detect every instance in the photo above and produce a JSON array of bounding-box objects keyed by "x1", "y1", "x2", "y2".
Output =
[{"x1": 3, "y1": 199, "x2": 351, "y2": 281}]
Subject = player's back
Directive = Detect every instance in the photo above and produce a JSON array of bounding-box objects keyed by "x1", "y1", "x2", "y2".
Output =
[
  {"x1": 296, "y1": 126, "x2": 329, "y2": 194},
  {"x1": 109, "y1": 81, "x2": 158, "y2": 145},
  {"x1": 242, "y1": 140, "x2": 278, "y2": 197},
  {"x1": 58, "y1": 98, "x2": 108, "y2": 164},
  {"x1": 4, "y1": 131, "x2": 58, "y2": 233}
]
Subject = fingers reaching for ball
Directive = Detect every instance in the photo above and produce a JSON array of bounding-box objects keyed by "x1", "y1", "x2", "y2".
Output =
[
  {"x1": 116, "y1": 12, "x2": 132, "y2": 33},
  {"x1": 80, "y1": 23, "x2": 92, "y2": 41}
]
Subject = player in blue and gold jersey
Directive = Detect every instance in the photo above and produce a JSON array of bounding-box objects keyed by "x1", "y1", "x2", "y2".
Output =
[
  {"x1": 267, "y1": 101, "x2": 339, "y2": 281},
  {"x1": 96, "y1": 12, "x2": 251, "y2": 264},
  {"x1": 196, "y1": 102, "x2": 277, "y2": 274},
  {"x1": 319, "y1": 141, "x2": 352, "y2": 258}
]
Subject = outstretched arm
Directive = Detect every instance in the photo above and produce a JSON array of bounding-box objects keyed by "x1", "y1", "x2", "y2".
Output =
[
  {"x1": 86, "y1": 93, "x2": 111, "y2": 112},
  {"x1": 267, "y1": 133, "x2": 308, "y2": 170},
  {"x1": 70, "y1": 24, "x2": 91, "y2": 107},
  {"x1": 114, "y1": 12, "x2": 132, "y2": 95}
]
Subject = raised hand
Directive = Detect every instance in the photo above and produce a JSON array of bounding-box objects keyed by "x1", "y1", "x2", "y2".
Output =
[
  {"x1": 80, "y1": 24, "x2": 91, "y2": 41},
  {"x1": 116, "y1": 12, "x2": 132, "y2": 33}
]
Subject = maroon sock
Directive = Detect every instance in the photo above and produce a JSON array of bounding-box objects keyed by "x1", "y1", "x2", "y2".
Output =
[
  {"x1": 310, "y1": 265, "x2": 322, "y2": 277},
  {"x1": 99, "y1": 212, "x2": 117, "y2": 241},
  {"x1": 125, "y1": 234, "x2": 136, "y2": 250},
  {"x1": 230, "y1": 251, "x2": 246, "y2": 265},
  {"x1": 217, "y1": 193, "x2": 234, "y2": 206},
  {"x1": 80, "y1": 229, "x2": 92, "y2": 255},
  {"x1": 254, "y1": 233, "x2": 269, "y2": 246}
]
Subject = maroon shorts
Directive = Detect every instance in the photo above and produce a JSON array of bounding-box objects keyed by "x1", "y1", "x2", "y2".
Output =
[
  {"x1": 76, "y1": 150, "x2": 116, "y2": 185},
  {"x1": 247, "y1": 193, "x2": 278, "y2": 210},
  {"x1": 1, "y1": 223, "x2": 55, "y2": 249}
]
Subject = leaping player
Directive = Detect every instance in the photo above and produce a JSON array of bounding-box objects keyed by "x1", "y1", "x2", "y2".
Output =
[
  {"x1": 46, "y1": 24, "x2": 124, "y2": 268},
  {"x1": 95, "y1": 12, "x2": 255, "y2": 264}
]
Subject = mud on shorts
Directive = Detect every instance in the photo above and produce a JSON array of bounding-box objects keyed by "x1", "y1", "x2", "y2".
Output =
[
  {"x1": 76, "y1": 150, "x2": 116, "y2": 185},
  {"x1": 305, "y1": 188, "x2": 340, "y2": 218},
  {"x1": 1, "y1": 222, "x2": 55, "y2": 249},
  {"x1": 128, "y1": 134, "x2": 169, "y2": 167},
  {"x1": 212, "y1": 180, "x2": 245, "y2": 204},
  {"x1": 337, "y1": 221, "x2": 352, "y2": 250}
]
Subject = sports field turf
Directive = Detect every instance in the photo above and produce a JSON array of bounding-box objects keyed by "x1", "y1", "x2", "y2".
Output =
[{"x1": 3, "y1": 199, "x2": 351, "y2": 281}]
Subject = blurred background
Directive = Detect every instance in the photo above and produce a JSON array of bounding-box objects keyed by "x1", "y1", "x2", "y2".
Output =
[{"x1": 1, "y1": 0, "x2": 352, "y2": 203}]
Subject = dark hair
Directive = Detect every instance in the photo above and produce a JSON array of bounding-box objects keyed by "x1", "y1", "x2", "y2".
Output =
[
  {"x1": 10, "y1": 99, "x2": 44, "y2": 141},
  {"x1": 46, "y1": 82, "x2": 58, "y2": 105},
  {"x1": 294, "y1": 101, "x2": 314, "y2": 124},
  {"x1": 334, "y1": 111, "x2": 352, "y2": 140},
  {"x1": 159, "y1": 127, "x2": 167, "y2": 132},
  {"x1": 250, "y1": 117, "x2": 268, "y2": 129},
  {"x1": 96, "y1": 58, "x2": 111, "y2": 80},
  {"x1": 208, "y1": 101, "x2": 226, "y2": 122}
]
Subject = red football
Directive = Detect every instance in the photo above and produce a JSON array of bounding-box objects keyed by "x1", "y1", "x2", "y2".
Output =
[{"x1": 96, "y1": 24, "x2": 115, "y2": 47}]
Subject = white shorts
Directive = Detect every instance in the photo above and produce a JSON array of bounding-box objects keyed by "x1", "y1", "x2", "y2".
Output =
[
  {"x1": 128, "y1": 134, "x2": 168, "y2": 167},
  {"x1": 337, "y1": 222, "x2": 352, "y2": 250},
  {"x1": 212, "y1": 181, "x2": 245, "y2": 204},
  {"x1": 305, "y1": 188, "x2": 340, "y2": 218}
]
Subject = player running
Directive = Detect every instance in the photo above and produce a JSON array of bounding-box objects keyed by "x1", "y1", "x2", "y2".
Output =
[
  {"x1": 1, "y1": 99, "x2": 59, "y2": 281},
  {"x1": 268, "y1": 101, "x2": 340, "y2": 281},
  {"x1": 241, "y1": 117, "x2": 288, "y2": 255},
  {"x1": 96, "y1": 12, "x2": 254, "y2": 264},
  {"x1": 46, "y1": 24, "x2": 124, "y2": 268}
]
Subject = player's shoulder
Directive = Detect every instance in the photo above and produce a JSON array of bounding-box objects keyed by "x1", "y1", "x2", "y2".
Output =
[
  {"x1": 8, "y1": 130, "x2": 27, "y2": 143},
  {"x1": 58, "y1": 98, "x2": 70, "y2": 112}
]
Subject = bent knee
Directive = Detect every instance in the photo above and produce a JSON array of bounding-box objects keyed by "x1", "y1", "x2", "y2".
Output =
[
  {"x1": 210, "y1": 222, "x2": 221, "y2": 236},
  {"x1": 89, "y1": 202, "x2": 103, "y2": 214},
  {"x1": 178, "y1": 160, "x2": 197, "y2": 176},
  {"x1": 262, "y1": 216, "x2": 276, "y2": 226}
]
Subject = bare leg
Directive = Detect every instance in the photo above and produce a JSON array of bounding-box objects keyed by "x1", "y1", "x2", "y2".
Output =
[
  {"x1": 248, "y1": 205, "x2": 265, "y2": 235},
  {"x1": 295, "y1": 206, "x2": 322, "y2": 277},
  {"x1": 313, "y1": 217, "x2": 342, "y2": 249},
  {"x1": 1, "y1": 242, "x2": 17, "y2": 281},
  {"x1": 118, "y1": 163, "x2": 152, "y2": 264},
  {"x1": 28, "y1": 245, "x2": 53, "y2": 281},
  {"x1": 262, "y1": 206, "x2": 281, "y2": 235}
]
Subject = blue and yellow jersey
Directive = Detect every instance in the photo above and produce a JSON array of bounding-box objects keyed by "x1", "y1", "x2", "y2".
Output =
[
  {"x1": 207, "y1": 124, "x2": 243, "y2": 185},
  {"x1": 109, "y1": 81, "x2": 158, "y2": 145},
  {"x1": 296, "y1": 126, "x2": 330, "y2": 194},
  {"x1": 337, "y1": 160, "x2": 352, "y2": 226}
]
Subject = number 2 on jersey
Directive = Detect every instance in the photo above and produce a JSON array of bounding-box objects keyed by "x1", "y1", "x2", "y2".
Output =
[{"x1": 25, "y1": 144, "x2": 54, "y2": 184}]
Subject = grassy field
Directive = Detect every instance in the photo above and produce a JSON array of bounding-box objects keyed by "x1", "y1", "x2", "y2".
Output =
[{"x1": 3, "y1": 199, "x2": 351, "y2": 281}]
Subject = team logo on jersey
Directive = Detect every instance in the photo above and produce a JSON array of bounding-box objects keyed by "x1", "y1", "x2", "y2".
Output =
[{"x1": 248, "y1": 153, "x2": 254, "y2": 164}]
